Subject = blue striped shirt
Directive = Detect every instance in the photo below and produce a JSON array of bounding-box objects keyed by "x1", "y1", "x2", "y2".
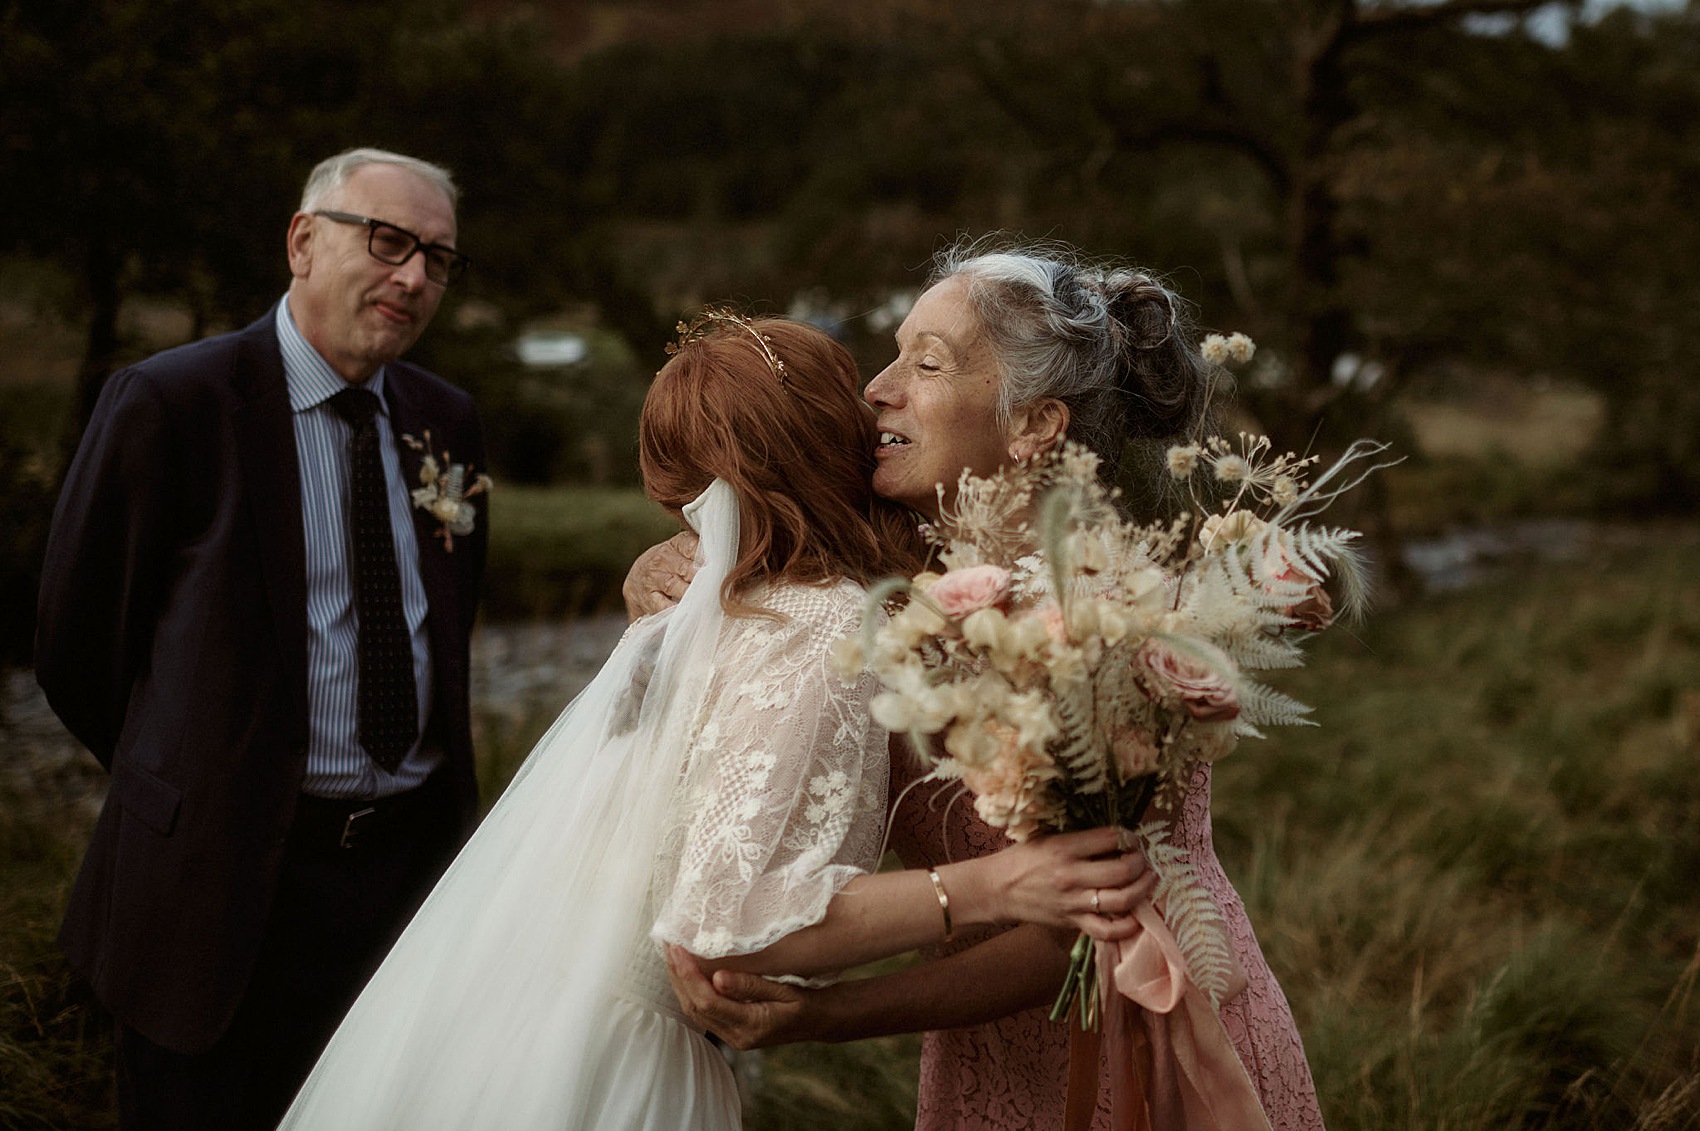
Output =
[{"x1": 276, "y1": 297, "x2": 438, "y2": 799}]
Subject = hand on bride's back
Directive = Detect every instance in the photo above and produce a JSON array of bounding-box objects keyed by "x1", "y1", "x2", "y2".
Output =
[
  {"x1": 623, "y1": 531, "x2": 699, "y2": 621},
  {"x1": 993, "y1": 827, "x2": 1153, "y2": 942}
]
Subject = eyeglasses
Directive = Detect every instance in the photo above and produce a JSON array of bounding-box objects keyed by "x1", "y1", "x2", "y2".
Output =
[{"x1": 311, "y1": 210, "x2": 470, "y2": 286}]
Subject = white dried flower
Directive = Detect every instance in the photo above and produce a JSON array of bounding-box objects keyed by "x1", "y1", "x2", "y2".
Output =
[
  {"x1": 1200, "y1": 334, "x2": 1230, "y2": 365},
  {"x1": 1226, "y1": 332, "x2": 1255, "y2": 363},
  {"x1": 1064, "y1": 598, "x2": 1103, "y2": 641},
  {"x1": 871, "y1": 690, "x2": 916, "y2": 732},
  {"x1": 910, "y1": 686, "x2": 959, "y2": 733},
  {"x1": 1167, "y1": 444, "x2": 1201, "y2": 479},
  {"x1": 869, "y1": 634, "x2": 921, "y2": 678},
  {"x1": 1213, "y1": 454, "x2": 1250, "y2": 483},
  {"x1": 1095, "y1": 604, "x2": 1132, "y2": 646},
  {"x1": 1122, "y1": 566, "x2": 1167, "y2": 606},
  {"x1": 1066, "y1": 529, "x2": 1109, "y2": 573},
  {"x1": 889, "y1": 601, "x2": 946, "y2": 649},
  {"x1": 1200, "y1": 510, "x2": 1267, "y2": 548},
  {"x1": 1007, "y1": 612, "x2": 1053, "y2": 658},
  {"x1": 1003, "y1": 688, "x2": 1061, "y2": 751},
  {"x1": 961, "y1": 607, "x2": 1012, "y2": 655},
  {"x1": 1272, "y1": 475, "x2": 1299, "y2": 507},
  {"x1": 829, "y1": 635, "x2": 866, "y2": 682}
]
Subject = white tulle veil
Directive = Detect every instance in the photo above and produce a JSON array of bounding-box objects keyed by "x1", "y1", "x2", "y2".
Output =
[{"x1": 281, "y1": 479, "x2": 741, "y2": 1129}]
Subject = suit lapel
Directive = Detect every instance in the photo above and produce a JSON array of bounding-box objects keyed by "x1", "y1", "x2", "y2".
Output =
[{"x1": 230, "y1": 313, "x2": 309, "y2": 726}]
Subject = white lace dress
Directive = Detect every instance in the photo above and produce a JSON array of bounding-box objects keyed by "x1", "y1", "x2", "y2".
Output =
[{"x1": 280, "y1": 481, "x2": 889, "y2": 1130}]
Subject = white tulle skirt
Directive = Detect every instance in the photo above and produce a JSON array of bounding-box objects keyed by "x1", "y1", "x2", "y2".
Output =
[
  {"x1": 279, "y1": 482, "x2": 746, "y2": 1130},
  {"x1": 577, "y1": 997, "x2": 742, "y2": 1130},
  {"x1": 283, "y1": 978, "x2": 739, "y2": 1130}
]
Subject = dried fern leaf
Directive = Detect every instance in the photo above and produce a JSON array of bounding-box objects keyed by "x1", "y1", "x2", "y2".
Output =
[
  {"x1": 1140, "y1": 822, "x2": 1238, "y2": 1009},
  {"x1": 1052, "y1": 676, "x2": 1106, "y2": 795}
]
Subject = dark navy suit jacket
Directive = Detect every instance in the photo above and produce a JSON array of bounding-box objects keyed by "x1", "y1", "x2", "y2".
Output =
[{"x1": 36, "y1": 306, "x2": 486, "y2": 1054}]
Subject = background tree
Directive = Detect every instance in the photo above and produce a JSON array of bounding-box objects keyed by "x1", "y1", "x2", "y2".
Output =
[{"x1": 3, "y1": 0, "x2": 1697, "y2": 636}]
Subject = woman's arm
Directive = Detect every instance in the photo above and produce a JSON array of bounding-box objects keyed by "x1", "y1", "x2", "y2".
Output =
[
  {"x1": 655, "y1": 584, "x2": 1148, "y2": 983},
  {"x1": 698, "y1": 826, "x2": 1151, "y2": 981},
  {"x1": 666, "y1": 923, "x2": 1074, "y2": 1048}
]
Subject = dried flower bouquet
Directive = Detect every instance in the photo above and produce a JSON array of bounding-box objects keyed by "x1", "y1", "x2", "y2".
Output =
[{"x1": 837, "y1": 432, "x2": 1393, "y2": 1028}]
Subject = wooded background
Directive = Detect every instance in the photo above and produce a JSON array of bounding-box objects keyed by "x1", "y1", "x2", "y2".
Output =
[{"x1": 3, "y1": 0, "x2": 1697, "y2": 634}]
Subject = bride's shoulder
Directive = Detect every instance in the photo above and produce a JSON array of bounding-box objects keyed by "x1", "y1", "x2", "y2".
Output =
[{"x1": 747, "y1": 577, "x2": 868, "y2": 634}]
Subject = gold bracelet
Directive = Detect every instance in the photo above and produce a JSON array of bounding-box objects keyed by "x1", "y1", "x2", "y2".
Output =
[{"x1": 927, "y1": 868, "x2": 954, "y2": 941}]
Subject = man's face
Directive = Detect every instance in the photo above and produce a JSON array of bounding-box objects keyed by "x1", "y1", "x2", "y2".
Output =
[{"x1": 286, "y1": 164, "x2": 458, "y2": 383}]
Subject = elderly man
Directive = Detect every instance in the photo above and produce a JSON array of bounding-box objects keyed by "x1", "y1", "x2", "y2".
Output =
[{"x1": 37, "y1": 147, "x2": 488, "y2": 1130}]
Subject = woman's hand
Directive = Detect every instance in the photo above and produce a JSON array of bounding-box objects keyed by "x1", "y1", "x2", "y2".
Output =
[
  {"x1": 664, "y1": 945, "x2": 810, "y2": 1049},
  {"x1": 978, "y1": 827, "x2": 1154, "y2": 942},
  {"x1": 622, "y1": 532, "x2": 699, "y2": 621}
]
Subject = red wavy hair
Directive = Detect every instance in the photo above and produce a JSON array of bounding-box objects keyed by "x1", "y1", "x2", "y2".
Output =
[{"x1": 639, "y1": 317, "x2": 925, "y2": 612}]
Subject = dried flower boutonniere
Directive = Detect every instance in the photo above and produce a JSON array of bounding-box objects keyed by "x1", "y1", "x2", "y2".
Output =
[{"x1": 402, "y1": 431, "x2": 492, "y2": 552}]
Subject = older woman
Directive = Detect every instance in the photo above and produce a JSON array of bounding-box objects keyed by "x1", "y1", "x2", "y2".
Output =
[{"x1": 642, "y1": 240, "x2": 1325, "y2": 1130}]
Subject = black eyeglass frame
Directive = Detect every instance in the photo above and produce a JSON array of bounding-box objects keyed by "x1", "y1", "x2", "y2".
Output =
[{"x1": 310, "y1": 210, "x2": 471, "y2": 286}]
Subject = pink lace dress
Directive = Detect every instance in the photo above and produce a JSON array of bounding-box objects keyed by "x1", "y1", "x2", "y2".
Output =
[{"x1": 887, "y1": 755, "x2": 1324, "y2": 1131}]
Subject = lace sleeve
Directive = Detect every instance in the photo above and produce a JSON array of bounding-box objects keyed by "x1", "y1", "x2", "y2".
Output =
[{"x1": 650, "y1": 581, "x2": 889, "y2": 961}]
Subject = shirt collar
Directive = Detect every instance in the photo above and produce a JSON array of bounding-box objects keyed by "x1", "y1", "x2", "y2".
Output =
[{"x1": 276, "y1": 296, "x2": 388, "y2": 415}]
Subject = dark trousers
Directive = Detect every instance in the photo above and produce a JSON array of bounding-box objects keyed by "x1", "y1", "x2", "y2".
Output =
[{"x1": 116, "y1": 775, "x2": 460, "y2": 1131}]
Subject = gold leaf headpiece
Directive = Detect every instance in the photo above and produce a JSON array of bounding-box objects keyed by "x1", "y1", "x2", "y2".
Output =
[{"x1": 664, "y1": 306, "x2": 790, "y2": 389}]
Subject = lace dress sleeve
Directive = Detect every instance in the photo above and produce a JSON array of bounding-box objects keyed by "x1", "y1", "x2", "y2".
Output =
[{"x1": 650, "y1": 581, "x2": 889, "y2": 963}]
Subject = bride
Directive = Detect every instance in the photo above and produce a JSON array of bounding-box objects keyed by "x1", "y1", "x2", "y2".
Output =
[{"x1": 278, "y1": 312, "x2": 1150, "y2": 1130}]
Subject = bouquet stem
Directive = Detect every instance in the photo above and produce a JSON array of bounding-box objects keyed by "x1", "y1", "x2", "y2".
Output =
[
  {"x1": 1049, "y1": 780, "x2": 1157, "y2": 1030},
  {"x1": 1051, "y1": 930, "x2": 1101, "y2": 1028}
]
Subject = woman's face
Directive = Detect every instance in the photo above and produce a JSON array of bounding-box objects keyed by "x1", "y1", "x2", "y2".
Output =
[{"x1": 863, "y1": 276, "x2": 1011, "y2": 520}]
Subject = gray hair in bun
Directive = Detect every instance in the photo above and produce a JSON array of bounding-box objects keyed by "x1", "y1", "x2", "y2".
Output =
[{"x1": 929, "y1": 237, "x2": 1220, "y2": 482}]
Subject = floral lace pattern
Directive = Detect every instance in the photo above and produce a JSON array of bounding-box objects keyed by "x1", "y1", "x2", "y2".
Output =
[
  {"x1": 1175, "y1": 761, "x2": 1323, "y2": 1129},
  {"x1": 888, "y1": 756, "x2": 1324, "y2": 1130},
  {"x1": 650, "y1": 581, "x2": 890, "y2": 970}
]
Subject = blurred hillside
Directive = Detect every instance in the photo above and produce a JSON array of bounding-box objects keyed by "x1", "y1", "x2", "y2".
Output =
[{"x1": 3, "y1": 0, "x2": 1698, "y2": 654}]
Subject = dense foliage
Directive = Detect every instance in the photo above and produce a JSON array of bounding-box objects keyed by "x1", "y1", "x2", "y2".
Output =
[{"x1": 5, "y1": 1, "x2": 1696, "y2": 447}]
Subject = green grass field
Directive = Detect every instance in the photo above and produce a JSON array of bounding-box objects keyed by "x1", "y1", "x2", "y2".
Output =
[
  {"x1": 1220, "y1": 529, "x2": 1700, "y2": 1128},
  {"x1": 5, "y1": 528, "x2": 1697, "y2": 1129}
]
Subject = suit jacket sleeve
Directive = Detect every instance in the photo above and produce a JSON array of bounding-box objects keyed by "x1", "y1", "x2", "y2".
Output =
[{"x1": 36, "y1": 367, "x2": 178, "y2": 767}]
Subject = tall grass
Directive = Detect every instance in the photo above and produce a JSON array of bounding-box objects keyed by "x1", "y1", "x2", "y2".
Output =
[
  {"x1": 1216, "y1": 527, "x2": 1700, "y2": 1129},
  {"x1": 3, "y1": 530, "x2": 1696, "y2": 1128},
  {"x1": 0, "y1": 783, "x2": 111, "y2": 1129}
]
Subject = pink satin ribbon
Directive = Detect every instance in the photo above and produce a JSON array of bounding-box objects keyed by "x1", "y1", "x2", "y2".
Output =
[{"x1": 1099, "y1": 900, "x2": 1273, "y2": 1131}]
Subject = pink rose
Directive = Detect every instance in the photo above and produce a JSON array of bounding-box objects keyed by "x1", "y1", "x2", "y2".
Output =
[
  {"x1": 928, "y1": 564, "x2": 1013, "y2": 619},
  {"x1": 958, "y1": 721, "x2": 1056, "y2": 841},
  {"x1": 1138, "y1": 641, "x2": 1240, "y2": 722},
  {"x1": 1262, "y1": 541, "x2": 1335, "y2": 632},
  {"x1": 1276, "y1": 567, "x2": 1334, "y2": 631},
  {"x1": 966, "y1": 777, "x2": 1052, "y2": 842}
]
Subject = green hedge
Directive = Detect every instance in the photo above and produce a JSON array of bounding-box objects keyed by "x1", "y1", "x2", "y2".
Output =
[{"x1": 481, "y1": 485, "x2": 678, "y2": 621}]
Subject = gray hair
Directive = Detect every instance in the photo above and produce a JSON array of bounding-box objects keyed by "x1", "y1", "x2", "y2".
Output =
[
  {"x1": 299, "y1": 147, "x2": 460, "y2": 212},
  {"x1": 930, "y1": 237, "x2": 1221, "y2": 482}
]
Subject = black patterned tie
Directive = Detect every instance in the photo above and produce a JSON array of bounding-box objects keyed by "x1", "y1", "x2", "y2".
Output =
[{"x1": 329, "y1": 386, "x2": 418, "y2": 772}]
